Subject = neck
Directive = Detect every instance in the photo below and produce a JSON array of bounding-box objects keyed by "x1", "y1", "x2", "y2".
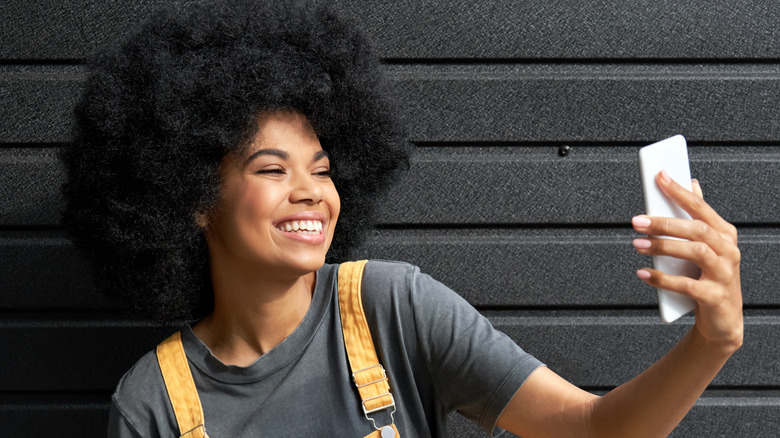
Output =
[{"x1": 193, "y1": 262, "x2": 317, "y2": 367}]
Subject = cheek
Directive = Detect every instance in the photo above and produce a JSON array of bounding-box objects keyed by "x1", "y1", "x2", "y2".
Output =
[
  {"x1": 328, "y1": 185, "x2": 341, "y2": 223},
  {"x1": 234, "y1": 182, "x2": 278, "y2": 224}
]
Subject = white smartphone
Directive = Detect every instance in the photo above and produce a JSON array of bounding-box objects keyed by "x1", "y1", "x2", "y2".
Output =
[{"x1": 638, "y1": 135, "x2": 700, "y2": 323}]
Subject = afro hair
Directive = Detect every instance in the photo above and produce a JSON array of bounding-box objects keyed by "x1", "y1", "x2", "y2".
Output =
[{"x1": 62, "y1": 0, "x2": 409, "y2": 322}]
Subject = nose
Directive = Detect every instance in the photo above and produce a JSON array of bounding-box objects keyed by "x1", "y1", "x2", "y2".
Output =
[{"x1": 289, "y1": 172, "x2": 323, "y2": 204}]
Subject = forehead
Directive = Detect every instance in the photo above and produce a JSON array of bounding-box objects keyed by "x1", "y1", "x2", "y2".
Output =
[
  {"x1": 250, "y1": 110, "x2": 319, "y2": 149},
  {"x1": 226, "y1": 110, "x2": 324, "y2": 168}
]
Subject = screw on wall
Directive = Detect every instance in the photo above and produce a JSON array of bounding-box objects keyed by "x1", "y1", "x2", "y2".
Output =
[{"x1": 558, "y1": 144, "x2": 572, "y2": 157}]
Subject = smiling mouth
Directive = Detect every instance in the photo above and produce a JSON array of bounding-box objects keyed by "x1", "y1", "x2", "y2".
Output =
[{"x1": 275, "y1": 220, "x2": 323, "y2": 234}]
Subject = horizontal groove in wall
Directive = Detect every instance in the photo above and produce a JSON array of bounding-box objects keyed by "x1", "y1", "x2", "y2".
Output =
[
  {"x1": 374, "y1": 222, "x2": 780, "y2": 230},
  {"x1": 3, "y1": 225, "x2": 780, "y2": 236},
  {"x1": 2, "y1": 388, "x2": 779, "y2": 401},
  {"x1": 0, "y1": 142, "x2": 69, "y2": 149},
  {"x1": 0, "y1": 316, "x2": 179, "y2": 328},
  {"x1": 580, "y1": 387, "x2": 780, "y2": 397},
  {"x1": 0, "y1": 59, "x2": 83, "y2": 66},
  {"x1": 383, "y1": 63, "x2": 780, "y2": 80},
  {"x1": 383, "y1": 57, "x2": 780, "y2": 65},
  {"x1": 1, "y1": 306, "x2": 779, "y2": 318},
  {"x1": 6, "y1": 309, "x2": 779, "y2": 322},
  {"x1": 0, "y1": 391, "x2": 110, "y2": 401},
  {"x1": 486, "y1": 314, "x2": 780, "y2": 326},
  {"x1": 412, "y1": 140, "x2": 780, "y2": 148},
  {"x1": 362, "y1": 226, "x2": 780, "y2": 241},
  {"x1": 406, "y1": 145, "x2": 780, "y2": 159},
  {"x1": 5, "y1": 58, "x2": 780, "y2": 67},
  {"x1": 4, "y1": 62, "x2": 780, "y2": 74},
  {"x1": 3, "y1": 57, "x2": 780, "y2": 66}
]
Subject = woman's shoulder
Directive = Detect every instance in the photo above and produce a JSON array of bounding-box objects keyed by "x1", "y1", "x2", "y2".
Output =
[
  {"x1": 356, "y1": 259, "x2": 465, "y2": 314},
  {"x1": 358, "y1": 259, "x2": 425, "y2": 298},
  {"x1": 363, "y1": 259, "x2": 419, "y2": 279},
  {"x1": 113, "y1": 348, "x2": 164, "y2": 397},
  {"x1": 110, "y1": 340, "x2": 178, "y2": 436},
  {"x1": 360, "y1": 259, "x2": 455, "y2": 295}
]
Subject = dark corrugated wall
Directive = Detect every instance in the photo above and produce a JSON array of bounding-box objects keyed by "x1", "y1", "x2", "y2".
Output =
[{"x1": 1, "y1": 0, "x2": 779, "y2": 436}]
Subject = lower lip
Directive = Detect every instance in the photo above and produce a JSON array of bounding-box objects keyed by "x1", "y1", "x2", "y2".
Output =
[{"x1": 276, "y1": 228, "x2": 327, "y2": 245}]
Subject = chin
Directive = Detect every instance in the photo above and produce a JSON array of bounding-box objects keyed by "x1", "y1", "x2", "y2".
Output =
[{"x1": 272, "y1": 253, "x2": 328, "y2": 277}]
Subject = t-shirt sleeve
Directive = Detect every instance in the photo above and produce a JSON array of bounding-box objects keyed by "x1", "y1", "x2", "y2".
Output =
[
  {"x1": 364, "y1": 261, "x2": 544, "y2": 434},
  {"x1": 407, "y1": 266, "x2": 544, "y2": 432},
  {"x1": 107, "y1": 349, "x2": 176, "y2": 438},
  {"x1": 108, "y1": 396, "x2": 145, "y2": 438}
]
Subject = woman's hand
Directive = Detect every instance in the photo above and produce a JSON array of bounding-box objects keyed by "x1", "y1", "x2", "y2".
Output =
[
  {"x1": 499, "y1": 172, "x2": 744, "y2": 438},
  {"x1": 632, "y1": 170, "x2": 743, "y2": 352}
]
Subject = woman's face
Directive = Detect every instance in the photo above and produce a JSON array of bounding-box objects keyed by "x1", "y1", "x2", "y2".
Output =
[{"x1": 204, "y1": 110, "x2": 340, "y2": 279}]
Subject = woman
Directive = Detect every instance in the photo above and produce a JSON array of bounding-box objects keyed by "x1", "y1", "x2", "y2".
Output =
[{"x1": 63, "y1": 0, "x2": 743, "y2": 437}]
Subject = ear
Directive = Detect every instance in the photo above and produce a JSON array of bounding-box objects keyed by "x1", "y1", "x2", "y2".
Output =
[{"x1": 194, "y1": 211, "x2": 209, "y2": 229}]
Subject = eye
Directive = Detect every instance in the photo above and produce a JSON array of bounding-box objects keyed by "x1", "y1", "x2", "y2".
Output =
[
  {"x1": 314, "y1": 168, "x2": 332, "y2": 178},
  {"x1": 255, "y1": 166, "x2": 286, "y2": 175}
]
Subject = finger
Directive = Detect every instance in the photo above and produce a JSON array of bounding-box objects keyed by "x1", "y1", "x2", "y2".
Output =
[
  {"x1": 632, "y1": 216, "x2": 740, "y2": 259},
  {"x1": 632, "y1": 237, "x2": 734, "y2": 284},
  {"x1": 656, "y1": 171, "x2": 735, "y2": 239},
  {"x1": 635, "y1": 267, "x2": 705, "y2": 301},
  {"x1": 691, "y1": 178, "x2": 703, "y2": 199},
  {"x1": 636, "y1": 267, "x2": 738, "y2": 311}
]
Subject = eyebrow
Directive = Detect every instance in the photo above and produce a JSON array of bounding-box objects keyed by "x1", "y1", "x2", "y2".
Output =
[{"x1": 245, "y1": 148, "x2": 330, "y2": 166}]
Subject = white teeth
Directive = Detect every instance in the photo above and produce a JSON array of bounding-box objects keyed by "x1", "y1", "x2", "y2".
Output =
[{"x1": 276, "y1": 220, "x2": 324, "y2": 234}]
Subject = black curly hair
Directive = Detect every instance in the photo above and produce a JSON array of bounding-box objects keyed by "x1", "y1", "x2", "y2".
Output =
[{"x1": 62, "y1": 0, "x2": 409, "y2": 322}]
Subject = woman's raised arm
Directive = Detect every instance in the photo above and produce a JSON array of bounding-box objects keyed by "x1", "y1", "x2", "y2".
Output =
[{"x1": 497, "y1": 170, "x2": 743, "y2": 438}]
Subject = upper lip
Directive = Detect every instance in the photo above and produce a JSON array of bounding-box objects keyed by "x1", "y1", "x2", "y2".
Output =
[{"x1": 273, "y1": 212, "x2": 327, "y2": 227}]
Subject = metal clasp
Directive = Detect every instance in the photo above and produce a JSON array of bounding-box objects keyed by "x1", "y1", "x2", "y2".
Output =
[
  {"x1": 361, "y1": 393, "x2": 397, "y2": 431},
  {"x1": 352, "y1": 364, "x2": 388, "y2": 388},
  {"x1": 352, "y1": 364, "x2": 396, "y2": 430}
]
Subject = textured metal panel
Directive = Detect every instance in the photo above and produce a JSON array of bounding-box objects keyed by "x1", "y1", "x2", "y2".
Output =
[
  {"x1": 2, "y1": 0, "x2": 779, "y2": 60},
  {"x1": 491, "y1": 314, "x2": 780, "y2": 387},
  {"x1": 388, "y1": 64, "x2": 780, "y2": 143},
  {"x1": 1, "y1": 0, "x2": 777, "y2": 435},
  {"x1": 0, "y1": 321, "x2": 177, "y2": 391},
  {"x1": 2, "y1": 146, "x2": 779, "y2": 226},
  {"x1": 0, "y1": 67, "x2": 83, "y2": 143},
  {"x1": 334, "y1": 0, "x2": 780, "y2": 60},
  {"x1": 0, "y1": 0, "x2": 181, "y2": 60},
  {"x1": 0, "y1": 148, "x2": 63, "y2": 226},
  {"x1": 376, "y1": 146, "x2": 780, "y2": 224},
  {"x1": 1, "y1": 398, "x2": 778, "y2": 437},
  {"x1": 358, "y1": 229, "x2": 780, "y2": 306},
  {"x1": 0, "y1": 395, "x2": 108, "y2": 438},
  {"x1": 448, "y1": 396, "x2": 780, "y2": 438},
  {"x1": 0, "y1": 233, "x2": 106, "y2": 309},
  {"x1": 3, "y1": 230, "x2": 777, "y2": 309},
  {"x1": 3, "y1": 65, "x2": 780, "y2": 143},
  {"x1": 1, "y1": 316, "x2": 775, "y2": 391},
  {"x1": 0, "y1": 412, "x2": 107, "y2": 438}
]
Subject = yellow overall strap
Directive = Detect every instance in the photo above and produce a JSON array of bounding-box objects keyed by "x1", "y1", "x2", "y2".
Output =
[
  {"x1": 338, "y1": 261, "x2": 400, "y2": 438},
  {"x1": 156, "y1": 331, "x2": 209, "y2": 438}
]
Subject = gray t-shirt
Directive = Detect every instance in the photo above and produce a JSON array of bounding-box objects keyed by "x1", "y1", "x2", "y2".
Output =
[{"x1": 108, "y1": 260, "x2": 543, "y2": 437}]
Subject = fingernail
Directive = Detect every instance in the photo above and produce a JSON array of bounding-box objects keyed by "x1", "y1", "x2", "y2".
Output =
[
  {"x1": 632, "y1": 238, "x2": 652, "y2": 249},
  {"x1": 632, "y1": 216, "x2": 651, "y2": 228},
  {"x1": 636, "y1": 269, "x2": 651, "y2": 280},
  {"x1": 659, "y1": 169, "x2": 672, "y2": 184}
]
